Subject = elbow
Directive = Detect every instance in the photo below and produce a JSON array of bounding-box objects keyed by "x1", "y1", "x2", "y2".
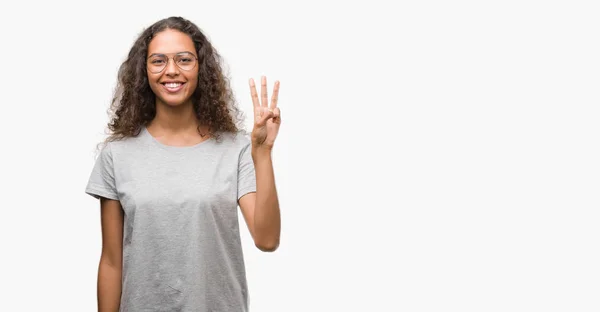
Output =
[
  {"x1": 255, "y1": 239, "x2": 280, "y2": 252},
  {"x1": 100, "y1": 252, "x2": 122, "y2": 269}
]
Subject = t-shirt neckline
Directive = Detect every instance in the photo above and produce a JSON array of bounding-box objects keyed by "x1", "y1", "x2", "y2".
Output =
[{"x1": 141, "y1": 126, "x2": 214, "y2": 151}]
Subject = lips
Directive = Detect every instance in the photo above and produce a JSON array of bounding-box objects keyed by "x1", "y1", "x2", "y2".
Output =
[{"x1": 161, "y1": 81, "x2": 185, "y2": 93}]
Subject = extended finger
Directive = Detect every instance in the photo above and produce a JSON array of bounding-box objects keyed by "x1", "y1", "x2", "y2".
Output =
[
  {"x1": 249, "y1": 78, "x2": 260, "y2": 109},
  {"x1": 261, "y1": 76, "x2": 268, "y2": 107},
  {"x1": 270, "y1": 81, "x2": 280, "y2": 110}
]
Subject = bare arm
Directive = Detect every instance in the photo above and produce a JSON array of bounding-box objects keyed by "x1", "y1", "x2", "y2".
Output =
[
  {"x1": 239, "y1": 147, "x2": 281, "y2": 252},
  {"x1": 240, "y1": 76, "x2": 282, "y2": 252},
  {"x1": 98, "y1": 198, "x2": 124, "y2": 311}
]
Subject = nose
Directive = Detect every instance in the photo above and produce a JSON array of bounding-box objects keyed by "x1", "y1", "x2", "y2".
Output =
[{"x1": 164, "y1": 57, "x2": 180, "y2": 76}]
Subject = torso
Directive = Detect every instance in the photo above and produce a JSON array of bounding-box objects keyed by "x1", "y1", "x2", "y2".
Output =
[{"x1": 105, "y1": 128, "x2": 255, "y2": 311}]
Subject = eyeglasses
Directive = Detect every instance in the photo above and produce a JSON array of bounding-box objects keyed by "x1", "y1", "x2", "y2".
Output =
[{"x1": 147, "y1": 52, "x2": 198, "y2": 74}]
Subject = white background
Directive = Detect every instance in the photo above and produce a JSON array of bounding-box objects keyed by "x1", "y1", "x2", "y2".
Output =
[{"x1": 0, "y1": 0, "x2": 598, "y2": 311}]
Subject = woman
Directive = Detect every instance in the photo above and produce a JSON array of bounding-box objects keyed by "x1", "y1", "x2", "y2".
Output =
[{"x1": 85, "y1": 16, "x2": 281, "y2": 312}]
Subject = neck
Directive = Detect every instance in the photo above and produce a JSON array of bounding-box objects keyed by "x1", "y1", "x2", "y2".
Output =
[{"x1": 149, "y1": 101, "x2": 199, "y2": 133}]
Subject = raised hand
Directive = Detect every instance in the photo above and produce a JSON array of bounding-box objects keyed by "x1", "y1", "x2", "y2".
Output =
[{"x1": 249, "y1": 76, "x2": 281, "y2": 150}]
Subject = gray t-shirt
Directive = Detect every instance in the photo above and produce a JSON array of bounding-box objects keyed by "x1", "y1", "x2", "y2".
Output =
[{"x1": 85, "y1": 127, "x2": 256, "y2": 311}]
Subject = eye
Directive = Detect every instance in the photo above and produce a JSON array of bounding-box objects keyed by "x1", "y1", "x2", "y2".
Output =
[{"x1": 151, "y1": 59, "x2": 165, "y2": 64}]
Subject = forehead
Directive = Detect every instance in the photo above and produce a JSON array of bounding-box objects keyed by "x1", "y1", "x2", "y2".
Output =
[{"x1": 148, "y1": 29, "x2": 196, "y2": 55}]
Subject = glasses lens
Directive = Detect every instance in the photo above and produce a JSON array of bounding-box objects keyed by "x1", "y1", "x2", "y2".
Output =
[
  {"x1": 148, "y1": 55, "x2": 167, "y2": 73},
  {"x1": 175, "y1": 53, "x2": 197, "y2": 71}
]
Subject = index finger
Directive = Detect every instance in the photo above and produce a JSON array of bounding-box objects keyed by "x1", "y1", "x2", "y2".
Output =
[{"x1": 249, "y1": 78, "x2": 260, "y2": 108}]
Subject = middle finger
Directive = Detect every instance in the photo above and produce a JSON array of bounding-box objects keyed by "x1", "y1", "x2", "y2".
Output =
[{"x1": 261, "y1": 76, "x2": 268, "y2": 107}]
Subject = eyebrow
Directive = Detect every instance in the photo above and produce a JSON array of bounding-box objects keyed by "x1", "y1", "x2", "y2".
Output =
[{"x1": 148, "y1": 51, "x2": 196, "y2": 58}]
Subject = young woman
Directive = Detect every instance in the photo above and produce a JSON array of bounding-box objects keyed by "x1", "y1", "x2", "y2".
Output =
[{"x1": 85, "y1": 16, "x2": 282, "y2": 312}]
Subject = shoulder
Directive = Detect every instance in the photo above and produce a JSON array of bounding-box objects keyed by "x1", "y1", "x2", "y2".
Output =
[
  {"x1": 214, "y1": 130, "x2": 252, "y2": 149},
  {"x1": 96, "y1": 133, "x2": 144, "y2": 159}
]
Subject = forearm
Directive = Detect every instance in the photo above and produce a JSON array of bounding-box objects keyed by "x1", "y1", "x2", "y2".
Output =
[
  {"x1": 252, "y1": 147, "x2": 281, "y2": 251},
  {"x1": 98, "y1": 259, "x2": 122, "y2": 312}
]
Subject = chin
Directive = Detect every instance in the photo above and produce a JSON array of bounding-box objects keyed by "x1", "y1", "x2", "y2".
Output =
[{"x1": 158, "y1": 95, "x2": 193, "y2": 107}]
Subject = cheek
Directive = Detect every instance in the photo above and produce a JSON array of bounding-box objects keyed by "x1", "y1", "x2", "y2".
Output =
[
  {"x1": 148, "y1": 80, "x2": 161, "y2": 95},
  {"x1": 186, "y1": 73, "x2": 198, "y2": 92},
  {"x1": 147, "y1": 72, "x2": 160, "y2": 87}
]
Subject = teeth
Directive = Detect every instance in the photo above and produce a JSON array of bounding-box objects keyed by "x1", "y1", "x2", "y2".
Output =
[{"x1": 165, "y1": 83, "x2": 182, "y2": 88}]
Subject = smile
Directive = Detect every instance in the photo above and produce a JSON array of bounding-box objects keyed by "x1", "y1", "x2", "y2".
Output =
[{"x1": 161, "y1": 82, "x2": 185, "y2": 93}]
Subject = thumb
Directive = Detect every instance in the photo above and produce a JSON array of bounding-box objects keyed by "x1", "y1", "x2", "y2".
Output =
[{"x1": 255, "y1": 107, "x2": 274, "y2": 127}]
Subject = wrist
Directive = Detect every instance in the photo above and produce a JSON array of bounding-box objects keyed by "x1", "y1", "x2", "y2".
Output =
[{"x1": 251, "y1": 145, "x2": 273, "y2": 159}]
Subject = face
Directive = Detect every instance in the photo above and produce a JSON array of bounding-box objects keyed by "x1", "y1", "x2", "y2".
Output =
[{"x1": 146, "y1": 29, "x2": 199, "y2": 107}]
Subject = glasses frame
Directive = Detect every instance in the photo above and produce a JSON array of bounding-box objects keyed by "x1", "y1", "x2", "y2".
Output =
[{"x1": 146, "y1": 52, "x2": 198, "y2": 74}]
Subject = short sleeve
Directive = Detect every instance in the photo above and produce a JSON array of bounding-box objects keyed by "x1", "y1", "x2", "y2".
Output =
[
  {"x1": 85, "y1": 143, "x2": 119, "y2": 200},
  {"x1": 237, "y1": 140, "x2": 257, "y2": 200}
]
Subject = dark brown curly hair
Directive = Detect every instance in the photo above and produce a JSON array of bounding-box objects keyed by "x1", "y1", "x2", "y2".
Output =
[{"x1": 104, "y1": 16, "x2": 246, "y2": 144}]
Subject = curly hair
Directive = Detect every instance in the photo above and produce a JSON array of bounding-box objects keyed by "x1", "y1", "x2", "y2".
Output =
[{"x1": 103, "y1": 16, "x2": 246, "y2": 144}]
